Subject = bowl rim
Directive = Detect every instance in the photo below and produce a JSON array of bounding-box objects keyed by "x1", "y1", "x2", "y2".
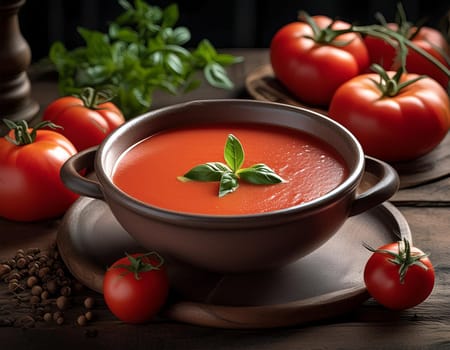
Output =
[{"x1": 96, "y1": 99, "x2": 365, "y2": 225}]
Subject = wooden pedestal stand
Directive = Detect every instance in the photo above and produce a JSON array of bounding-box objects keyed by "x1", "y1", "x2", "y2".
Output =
[{"x1": 0, "y1": 0, "x2": 39, "y2": 135}]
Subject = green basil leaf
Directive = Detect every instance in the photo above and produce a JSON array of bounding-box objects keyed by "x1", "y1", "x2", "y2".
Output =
[
  {"x1": 109, "y1": 24, "x2": 139, "y2": 43},
  {"x1": 48, "y1": 42, "x2": 67, "y2": 66},
  {"x1": 171, "y1": 27, "x2": 191, "y2": 45},
  {"x1": 166, "y1": 44, "x2": 191, "y2": 58},
  {"x1": 161, "y1": 3, "x2": 179, "y2": 28},
  {"x1": 180, "y1": 162, "x2": 230, "y2": 182},
  {"x1": 219, "y1": 172, "x2": 239, "y2": 198},
  {"x1": 224, "y1": 134, "x2": 244, "y2": 172},
  {"x1": 77, "y1": 27, "x2": 110, "y2": 51},
  {"x1": 165, "y1": 52, "x2": 185, "y2": 75},
  {"x1": 214, "y1": 53, "x2": 244, "y2": 65},
  {"x1": 193, "y1": 39, "x2": 217, "y2": 62},
  {"x1": 238, "y1": 164, "x2": 286, "y2": 185},
  {"x1": 204, "y1": 62, "x2": 234, "y2": 90}
]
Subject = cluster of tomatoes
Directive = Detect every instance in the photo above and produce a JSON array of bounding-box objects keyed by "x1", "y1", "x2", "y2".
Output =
[
  {"x1": 270, "y1": 13, "x2": 450, "y2": 162},
  {"x1": 0, "y1": 88, "x2": 125, "y2": 222},
  {"x1": 271, "y1": 12, "x2": 441, "y2": 311}
]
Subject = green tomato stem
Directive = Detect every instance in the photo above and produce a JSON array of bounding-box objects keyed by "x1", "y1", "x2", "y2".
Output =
[
  {"x1": 352, "y1": 24, "x2": 450, "y2": 77},
  {"x1": 2, "y1": 119, "x2": 61, "y2": 146},
  {"x1": 369, "y1": 63, "x2": 426, "y2": 97},
  {"x1": 363, "y1": 238, "x2": 429, "y2": 284},
  {"x1": 113, "y1": 252, "x2": 165, "y2": 281},
  {"x1": 298, "y1": 10, "x2": 449, "y2": 79},
  {"x1": 76, "y1": 86, "x2": 117, "y2": 109}
]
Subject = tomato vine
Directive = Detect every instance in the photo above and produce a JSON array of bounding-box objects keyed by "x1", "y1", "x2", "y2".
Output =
[{"x1": 300, "y1": 10, "x2": 449, "y2": 79}]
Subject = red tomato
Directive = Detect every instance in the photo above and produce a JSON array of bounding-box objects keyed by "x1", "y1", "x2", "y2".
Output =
[
  {"x1": 103, "y1": 252, "x2": 169, "y2": 324},
  {"x1": 0, "y1": 120, "x2": 78, "y2": 221},
  {"x1": 43, "y1": 89, "x2": 125, "y2": 151},
  {"x1": 364, "y1": 239, "x2": 435, "y2": 310},
  {"x1": 364, "y1": 23, "x2": 449, "y2": 88},
  {"x1": 328, "y1": 70, "x2": 450, "y2": 162},
  {"x1": 270, "y1": 15, "x2": 370, "y2": 106}
]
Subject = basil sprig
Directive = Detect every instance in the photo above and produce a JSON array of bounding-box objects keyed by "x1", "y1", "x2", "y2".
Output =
[
  {"x1": 178, "y1": 134, "x2": 286, "y2": 197},
  {"x1": 48, "y1": 1, "x2": 243, "y2": 119}
]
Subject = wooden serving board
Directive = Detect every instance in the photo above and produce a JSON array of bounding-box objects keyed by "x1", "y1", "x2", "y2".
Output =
[
  {"x1": 56, "y1": 197, "x2": 411, "y2": 329},
  {"x1": 246, "y1": 64, "x2": 450, "y2": 189}
]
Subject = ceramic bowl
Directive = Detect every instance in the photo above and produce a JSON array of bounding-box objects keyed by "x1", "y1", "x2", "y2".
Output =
[{"x1": 60, "y1": 99, "x2": 399, "y2": 272}]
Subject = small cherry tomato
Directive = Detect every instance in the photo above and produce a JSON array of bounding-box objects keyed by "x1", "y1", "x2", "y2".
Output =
[
  {"x1": 43, "y1": 87, "x2": 125, "y2": 151},
  {"x1": 363, "y1": 238, "x2": 435, "y2": 310},
  {"x1": 103, "y1": 252, "x2": 169, "y2": 324},
  {"x1": 0, "y1": 119, "x2": 78, "y2": 222}
]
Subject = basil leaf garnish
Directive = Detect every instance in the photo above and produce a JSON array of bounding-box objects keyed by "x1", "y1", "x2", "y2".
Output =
[
  {"x1": 179, "y1": 162, "x2": 230, "y2": 182},
  {"x1": 219, "y1": 172, "x2": 239, "y2": 198},
  {"x1": 224, "y1": 134, "x2": 244, "y2": 172},
  {"x1": 238, "y1": 164, "x2": 286, "y2": 185},
  {"x1": 178, "y1": 134, "x2": 287, "y2": 197}
]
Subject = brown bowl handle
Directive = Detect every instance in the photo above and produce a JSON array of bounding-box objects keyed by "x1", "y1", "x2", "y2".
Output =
[
  {"x1": 60, "y1": 147, "x2": 104, "y2": 199},
  {"x1": 349, "y1": 156, "x2": 399, "y2": 216}
]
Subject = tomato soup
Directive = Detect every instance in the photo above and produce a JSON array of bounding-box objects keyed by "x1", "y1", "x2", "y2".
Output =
[{"x1": 112, "y1": 123, "x2": 348, "y2": 215}]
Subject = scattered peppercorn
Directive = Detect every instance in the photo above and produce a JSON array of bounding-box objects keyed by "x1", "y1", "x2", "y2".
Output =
[
  {"x1": 56, "y1": 295, "x2": 69, "y2": 310},
  {"x1": 56, "y1": 316, "x2": 64, "y2": 325},
  {"x1": 43, "y1": 312, "x2": 52, "y2": 322},
  {"x1": 0, "y1": 244, "x2": 96, "y2": 328},
  {"x1": 16, "y1": 257, "x2": 27, "y2": 269},
  {"x1": 31, "y1": 285, "x2": 43, "y2": 296},
  {"x1": 77, "y1": 315, "x2": 87, "y2": 327},
  {"x1": 84, "y1": 311, "x2": 94, "y2": 321},
  {"x1": 52, "y1": 310, "x2": 63, "y2": 321},
  {"x1": 41, "y1": 290, "x2": 49, "y2": 300},
  {"x1": 0, "y1": 264, "x2": 11, "y2": 278},
  {"x1": 60, "y1": 286, "x2": 71, "y2": 297},
  {"x1": 30, "y1": 295, "x2": 40, "y2": 304},
  {"x1": 46, "y1": 279, "x2": 58, "y2": 294},
  {"x1": 84, "y1": 297, "x2": 95, "y2": 309},
  {"x1": 26, "y1": 276, "x2": 38, "y2": 288}
]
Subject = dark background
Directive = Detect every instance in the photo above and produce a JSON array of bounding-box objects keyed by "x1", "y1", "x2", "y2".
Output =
[{"x1": 17, "y1": 0, "x2": 450, "y2": 63}]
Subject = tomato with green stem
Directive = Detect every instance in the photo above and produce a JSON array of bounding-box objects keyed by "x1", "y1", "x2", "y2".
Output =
[
  {"x1": 363, "y1": 238, "x2": 435, "y2": 310},
  {"x1": 363, "y1": 4, "x2": 449, "y2": 88},
  {"x1": 270, "y1": 13, "x2": 370, "y2": 107},
  {"x1": 42, "y1": 87, "x2": 125, "y2": 152},
  {"x1": 328, "y1": 64, "x2": 449, "y2": 162},
  {"x1": 103, "y1": 252, "x2": 169, "y2": 324},
  {"x1": 0, "y1": 119, "x2": 78, "y2": 222}
]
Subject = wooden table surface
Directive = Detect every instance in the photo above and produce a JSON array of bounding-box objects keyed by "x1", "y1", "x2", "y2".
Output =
[{"x1": 1, "y1": 49, "x2": 450, "y2": 349}]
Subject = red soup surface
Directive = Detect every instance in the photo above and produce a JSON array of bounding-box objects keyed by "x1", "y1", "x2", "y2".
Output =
[{"x1": 112, "y1": 123, "x2": 348, "y2": 215}]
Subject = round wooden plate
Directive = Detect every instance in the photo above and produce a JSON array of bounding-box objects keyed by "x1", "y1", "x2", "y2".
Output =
[
  {"x1": 57, "y1": 197, "x2": 411, "y2": 329},
  {"x1": 246, "y1": 64, "x2": 450, "y2": 189}
]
